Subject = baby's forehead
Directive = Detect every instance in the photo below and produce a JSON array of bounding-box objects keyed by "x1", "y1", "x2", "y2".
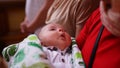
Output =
[{"x1": 43, "y1": 23, "x2": 64, "y2": 29}]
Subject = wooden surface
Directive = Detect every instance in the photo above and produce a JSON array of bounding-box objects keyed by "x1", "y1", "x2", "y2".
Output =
[
  {"x1": 0, "y1": 0, "x2": 27, "y2": 46},
  {"x1": 0, "y1": 0, "x2": 25, "y2": 8}
]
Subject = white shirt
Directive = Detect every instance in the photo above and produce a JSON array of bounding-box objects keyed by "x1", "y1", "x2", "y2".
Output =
[
  {"x1": 43, "y1": 46, "x2": 72, "y2": 68},
  {"x1": 26, "y1": 0, "x2": 45, "y2": 22}
]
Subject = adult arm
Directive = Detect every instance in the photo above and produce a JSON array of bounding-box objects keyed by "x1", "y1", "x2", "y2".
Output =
[{"x1": 100, "y1": 0, "x2": 120, "y2": 36}]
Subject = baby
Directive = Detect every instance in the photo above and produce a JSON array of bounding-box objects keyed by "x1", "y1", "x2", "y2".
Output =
[
  {"x1": 2, "y1": 23, "x2": 85, "y2": 68},
  {"x1": 38, "y1": 23, "x2": 71, "y2": 51},
  {"x1": 38, "y1": 23, "x2": 85, "y2": 68}
]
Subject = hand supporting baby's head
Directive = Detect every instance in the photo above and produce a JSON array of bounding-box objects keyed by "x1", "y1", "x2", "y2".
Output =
[{"x1": 38, "y1": 23, "x2": 72, "y2": 51}]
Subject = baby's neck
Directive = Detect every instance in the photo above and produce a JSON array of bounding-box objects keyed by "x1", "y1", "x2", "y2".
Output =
[{"x1": 57, "y1": 44, "x2": 69, "y2": 51}]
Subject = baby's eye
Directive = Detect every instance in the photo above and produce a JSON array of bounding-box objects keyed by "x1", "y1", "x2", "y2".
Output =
[{"x1": 50, "y1": 28, "x2": 55, "y2": 31}]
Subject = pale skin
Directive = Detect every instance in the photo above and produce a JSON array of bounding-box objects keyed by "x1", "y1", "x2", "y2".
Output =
[
  {"x1": 100, "y1": 0, "x2": 120, "y2": 36},
  {"x1": 38, "y1": 23, "x2": 72, "y2": 51}
]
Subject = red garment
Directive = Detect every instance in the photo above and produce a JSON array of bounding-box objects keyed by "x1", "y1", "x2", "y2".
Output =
[{"x1": 76, "y1": 8, "x2": 120, "y2": 68}]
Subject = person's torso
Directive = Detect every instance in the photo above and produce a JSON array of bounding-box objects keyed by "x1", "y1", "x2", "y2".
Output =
[
  {"x1": 26, "y1": 0, "x2": 45, "y2": 22},
  {"x1": 77, "y1": 8, "x2": 120, "y2": 68}
]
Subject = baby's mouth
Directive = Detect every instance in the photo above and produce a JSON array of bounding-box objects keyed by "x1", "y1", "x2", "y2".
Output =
[{"x1": 60, "y1": 33, "x2": 66, "y2": 40}]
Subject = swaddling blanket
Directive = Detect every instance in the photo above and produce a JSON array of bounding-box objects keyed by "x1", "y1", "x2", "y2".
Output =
[{"x1": 2, "y1": 34, "x2": 85, "y2": 68}]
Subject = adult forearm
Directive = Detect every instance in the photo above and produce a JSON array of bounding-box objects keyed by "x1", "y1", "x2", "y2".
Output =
[{"x1": 100, "y1": 0, "x2": 120, "y2": 36}]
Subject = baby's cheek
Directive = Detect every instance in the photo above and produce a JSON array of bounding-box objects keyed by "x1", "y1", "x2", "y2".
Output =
[
  {"x1": 46, "y1": 40, "x2": 55, "y2": 46},
  {"x1": 67, "y1": 38, "x2": 72, "y2": 46}
]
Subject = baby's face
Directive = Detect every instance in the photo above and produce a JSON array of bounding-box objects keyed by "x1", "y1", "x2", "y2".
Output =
[{"x1": 39, "y1": 23, "x2": 71, "y2": 50}]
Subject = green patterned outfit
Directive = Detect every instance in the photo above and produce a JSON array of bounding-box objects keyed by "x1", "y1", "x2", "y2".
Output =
[{"x1": 2, "y1": 34, "x2": 85, "y2": 68}]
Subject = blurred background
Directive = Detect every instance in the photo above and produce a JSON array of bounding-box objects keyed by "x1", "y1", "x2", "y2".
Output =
[{"x1": 0, "y1": 0, "x2": 27, "y2": 48}]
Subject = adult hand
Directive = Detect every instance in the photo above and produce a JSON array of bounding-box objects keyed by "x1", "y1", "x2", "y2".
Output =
[
  {"x1": 100, "y1": 0, "x2": 120, "y2": 36},
  {"x1": 20, "y1": 18, "x2": 32, "y2": 33}
]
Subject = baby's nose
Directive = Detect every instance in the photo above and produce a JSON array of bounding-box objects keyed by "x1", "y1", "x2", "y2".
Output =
[{"x1": 58, "y1": 28, "x2": 64, "y2": 32}]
